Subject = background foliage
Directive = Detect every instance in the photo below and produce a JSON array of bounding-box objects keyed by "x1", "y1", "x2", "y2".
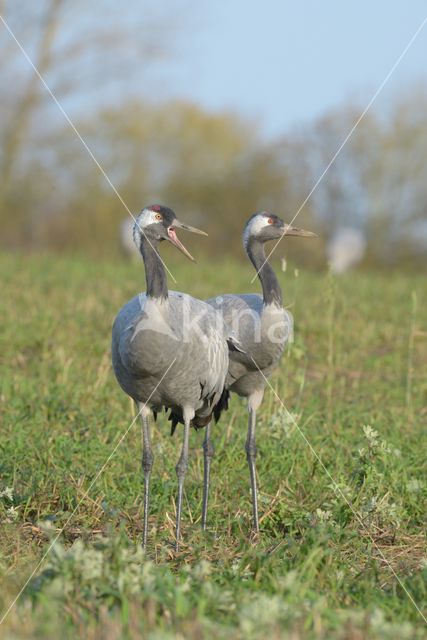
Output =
[{"x1": 1, "y1": 1, "x2": 427, "y2": 266}]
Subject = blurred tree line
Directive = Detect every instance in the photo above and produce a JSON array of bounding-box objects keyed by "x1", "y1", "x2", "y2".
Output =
[{"x1": 1, "y1": 1, "x2": 426, "y2": 268}]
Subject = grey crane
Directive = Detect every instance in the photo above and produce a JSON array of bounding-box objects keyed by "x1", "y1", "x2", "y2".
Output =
[
  {"x1": 111, "y1": 204, "x2": 230, "y2": 551},
  {"x1": 206, "y1": 212, "x2": 316, "y2": 534}
]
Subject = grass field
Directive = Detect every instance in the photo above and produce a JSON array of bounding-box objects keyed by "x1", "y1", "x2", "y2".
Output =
[{"x1": 0, "y1": 252, "x2": 426, "y2": 639}]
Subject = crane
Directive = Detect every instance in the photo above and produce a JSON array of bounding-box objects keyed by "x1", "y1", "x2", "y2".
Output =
[
  {"x1": 119, "y1": 218, "x2": 140, "y2": 261},
  {"x1": 327, "y1": 227, "x2": 366, "y2": 274},
  {"x1": 111, "y1": 205, "x2": 230, "y2": 551},
  {"x1": 206, "y1": 212, "x2": 316, "y2": 534}
]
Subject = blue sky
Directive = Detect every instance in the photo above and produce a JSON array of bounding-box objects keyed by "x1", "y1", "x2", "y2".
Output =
[{"x1": 154, "y1": 1, "x2": 427, "y2": 137}]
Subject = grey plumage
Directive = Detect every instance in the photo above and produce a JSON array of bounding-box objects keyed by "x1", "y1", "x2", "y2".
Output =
[
  {"x1": 111, "y1": 205, "x2": 229, "y2": 550},
  {"x1": 208, "y1": 293, "x2": 292, "y2": 398},
  {"x1": 206, "y1": 212, "x2": 316, "y2": 534},
  {"x1": 112, "y1": 292, "x2": 228, "y2": 417}
]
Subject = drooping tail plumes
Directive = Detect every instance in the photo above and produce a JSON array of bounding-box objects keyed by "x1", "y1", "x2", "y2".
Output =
[
  {"x1": 213, "y1": 388, "x2": 230, "y2": 423},
  {"x1": 168, "y1": 387, "x2": 231, "y2": 436}
]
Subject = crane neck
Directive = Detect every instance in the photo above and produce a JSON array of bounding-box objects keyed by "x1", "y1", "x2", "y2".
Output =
[
  {"x1": 139, "y1": 236, "x2": 168, "y2": 301},
  {"x1": 246, "y1": 238, "x2": 282, "y2": 307}
]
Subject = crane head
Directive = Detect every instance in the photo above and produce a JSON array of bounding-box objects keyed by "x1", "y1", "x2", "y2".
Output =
[
  {"x1": 243, "y1": 212, "x2": 317, "y2": 246},
  {"x1": 133, "y1": 204, "x2": 207, "y2": 261}
]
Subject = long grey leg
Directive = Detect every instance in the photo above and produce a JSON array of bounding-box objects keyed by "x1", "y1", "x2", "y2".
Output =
[
  {"x1": 246, "y1": 407, "x2": 259, "y2": 533},
  {"x1": 245, "y1": 390, "x2": 264, "y2": 535},
  {"x1": 139, "y1": 404, "x2": 154, "y2": 549},
  {"x1": 201, "y1": 421, "x2": 214, "y2": 530},
  {"x1": 175, "y1": 408, "x2": 193, "y2": 552}
]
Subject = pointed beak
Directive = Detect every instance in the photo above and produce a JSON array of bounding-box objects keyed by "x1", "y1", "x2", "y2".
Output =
[
  {"x1": 172, "y1": 218, "x2": 208, "y2": 236},
  {"x1": 166, "y1": 218, "x2": 208, "y2": 262},
  {"x1": 282, "y1": 225, "x2": 318, "y2": 238}
]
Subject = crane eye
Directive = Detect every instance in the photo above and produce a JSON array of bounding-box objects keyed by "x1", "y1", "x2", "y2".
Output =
[
  {"x1": 155, "y1": 213, "x2": 162, "y2": 221},
  {"x1": 267, "y1": 217, "x2": 274, "y2": 224}
]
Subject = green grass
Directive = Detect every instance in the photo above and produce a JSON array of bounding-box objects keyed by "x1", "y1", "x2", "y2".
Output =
[{"x1": 0, "y1": 252, "x2": 426, "y2": 639}]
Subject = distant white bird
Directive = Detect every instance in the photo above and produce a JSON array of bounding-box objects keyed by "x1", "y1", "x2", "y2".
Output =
[
  {"x1": 119, "y1": 218, "x2": 140, "y2": 260},
  {"x1": 327, "y1": 227, "x2": 366, "y2": 274}
]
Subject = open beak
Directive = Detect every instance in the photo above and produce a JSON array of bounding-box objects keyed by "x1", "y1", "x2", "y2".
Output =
[
  {"x1": 166, "y1": 218, "x2": 208, "y2": 261},
  {"x1": 282, "y1": 225, "x2": 318, "y2": 238},
  {"x1": 172, "y1": 219, "x2": 208, "y2": 236}
]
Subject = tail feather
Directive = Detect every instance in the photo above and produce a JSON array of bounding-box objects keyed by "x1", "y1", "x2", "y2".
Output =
[
  {"x1": 168, "y1": 387, "x2": 231, "y2": 435},
  {"x1": 213, "y1": 388, "x2": 230, "y2": 423},
  {"x1": 170, "y1": 414, "x2": 179, "y2": 436},
  {"x1": 168, "y1": 410, "x2": 213, "y2": 434}
]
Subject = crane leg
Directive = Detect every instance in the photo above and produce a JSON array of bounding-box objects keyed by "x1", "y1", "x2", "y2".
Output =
[
  {"x1": 201, "y1": 421, "x2": 214, "y2": 530},
  {"x1": 139, "y1": 404, "x2": 154, "y2": 549},
  {"x1": 245, "y1": 390, "x2": 263, "y2": 535},
  {"x1": 175, "y1": 408, "x2": 193, "y2": 552}
]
